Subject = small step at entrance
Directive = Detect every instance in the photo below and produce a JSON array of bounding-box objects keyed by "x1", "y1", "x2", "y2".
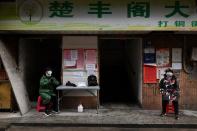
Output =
[
  {"x1": 100, "y1": 103, "x2": 140, "y2": 110},
  {"x1": 6, "y1": 124, "x2": 197, "y2": 131}
]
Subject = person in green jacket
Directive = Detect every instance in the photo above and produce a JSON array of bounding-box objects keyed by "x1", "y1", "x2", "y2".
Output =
[{"x1": 39, "y1": 68, "x2": 60, "y2": 116}]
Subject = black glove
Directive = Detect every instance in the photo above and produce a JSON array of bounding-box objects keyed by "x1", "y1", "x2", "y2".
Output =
[{"x1": 49, "y1": 78, "x2": 54, "y2": 84}]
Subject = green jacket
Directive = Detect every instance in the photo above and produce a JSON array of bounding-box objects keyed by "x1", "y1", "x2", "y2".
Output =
[{"x1": 39, "y1": 75, "x2": 60, "y2": 104}]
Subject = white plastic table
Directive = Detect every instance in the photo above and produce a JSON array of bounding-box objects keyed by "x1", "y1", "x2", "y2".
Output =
[{"x1": 56, "y1": 85, "x2": 100, "y2": 114}]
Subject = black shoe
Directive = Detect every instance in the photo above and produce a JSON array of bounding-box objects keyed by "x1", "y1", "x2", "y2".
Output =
[
  {"x1": 51, "y1": 110, "x2": 59, "y2": 114},
  {"x1": 160, "y1": 113, "x2": 166, "y2": 117},
  {"x1": 175, "y1": 115, "x2": 179, "y2": 120}
]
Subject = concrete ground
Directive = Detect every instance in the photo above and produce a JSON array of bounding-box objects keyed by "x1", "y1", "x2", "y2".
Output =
[{"x1": 1, "y1": 104, "x2": 197, "y2": 130}]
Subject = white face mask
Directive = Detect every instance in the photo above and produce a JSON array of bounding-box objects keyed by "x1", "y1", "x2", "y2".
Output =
[
  {"x1": 46, "y1": 70, "x2": 52, "y2": 77},
  {"x1": 166, "y1": 72, "x2": 173, "y2": 77},
  {"x1": 166, "y1": 72, "x2": 173, "y2": 80}
]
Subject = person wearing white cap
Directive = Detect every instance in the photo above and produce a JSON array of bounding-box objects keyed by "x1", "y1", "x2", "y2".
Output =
[
  {"x1": 159, "y1": 68, "x2": 180, "y2": 120},
  {"x1": 39, "y1": 68, "x2": 60, "y2": 116}
]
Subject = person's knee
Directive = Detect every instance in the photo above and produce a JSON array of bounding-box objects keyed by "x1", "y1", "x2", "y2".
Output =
[{"x1": 42, "y1": 95, "x2": 51, "y2": 104}]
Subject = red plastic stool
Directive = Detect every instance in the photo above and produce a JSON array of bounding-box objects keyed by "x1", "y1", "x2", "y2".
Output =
[
  {"x1": 166, "y1": 101, "x2": 174, "y2": 113},
  {"x1": 36, "y1": 96, "x2": 46, "y2": 112}
]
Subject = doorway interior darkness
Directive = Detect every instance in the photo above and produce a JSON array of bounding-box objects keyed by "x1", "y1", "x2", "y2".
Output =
[
  {"x1": 99, "y1": 38, "x2": 142, "y2": 105},
  {"x1": 19, "y1": 38, "x2": 62, "y2": 101}
]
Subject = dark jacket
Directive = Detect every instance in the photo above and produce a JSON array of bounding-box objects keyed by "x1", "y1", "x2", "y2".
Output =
[{"x1": 159, "y1": 75, "x2": 180, "y2": 101}]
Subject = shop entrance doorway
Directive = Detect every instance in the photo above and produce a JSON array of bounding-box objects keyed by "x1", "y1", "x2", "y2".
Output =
[
  {"x1": 99, "y1": 38, "x2": 142, "y2": 106},
  {"x1": 19, "y1": 38, "x2": 62, "y2": 101}
]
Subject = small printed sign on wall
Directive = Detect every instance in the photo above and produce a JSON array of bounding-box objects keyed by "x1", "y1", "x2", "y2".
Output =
[{"x1": 156, "y1": 48, "x2": 170, "y2": 67}]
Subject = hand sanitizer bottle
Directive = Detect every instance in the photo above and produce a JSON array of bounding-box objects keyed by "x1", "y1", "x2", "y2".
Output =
[{"x1": 78, "y1": 104, "x2": 83, "y2": 113}]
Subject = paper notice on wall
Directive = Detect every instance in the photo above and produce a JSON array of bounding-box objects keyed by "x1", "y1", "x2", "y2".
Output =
[
  {"x1": 64, "y1": 60, "x2": 76, "y2": 67},
  {"x1": 86, "y1": 64, "x2": 96, "y2": 71},
  {"x1": 172, "y1": 63, "x2": 182, "y2": 70},
  {"x1": 87, "y1": 70, "x2": 96, "y2": 76},
  {"x1": 71, "y1": 50, "x2": 78, "y2": 60},
  {"x1": 156, "y1": 48, "x2": 170, "y2": 67},
  {"x1": 172, "y1": 48, "x2": 182, "y2": 62},
  {"x1": 64, "y1": 50, "x2": 71, "y2": 60},
  {"x1": 144, "y1": 48, "x2": 155, "y2": 64},
  {"x1": 86, "y1": 49, "x2": 97, "y2": 64},
  {"x1": 64, "y1": 49, "x2": 84, "y2": 68},
  {"x1": 76, "y1": 49, "x2": 84, "y2": 69}
]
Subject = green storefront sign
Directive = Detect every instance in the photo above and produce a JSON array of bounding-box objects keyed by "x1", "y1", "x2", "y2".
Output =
[{"x1": 0, "y1": 0, "x2": 196, "y2": 31}]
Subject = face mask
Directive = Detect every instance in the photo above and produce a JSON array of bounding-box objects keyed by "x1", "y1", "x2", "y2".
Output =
[
  {"x1": 46, "y1": 70, "x2": 52, "y2": 77},
  {"x1": 166, "y1": 72, "x2": 173, "y2": 80},
  {"x1": 166, "y1": 72, "x2": 173, "y2": 77}
]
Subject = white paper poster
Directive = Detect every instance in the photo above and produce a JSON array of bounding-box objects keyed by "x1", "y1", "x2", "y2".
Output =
[
  {"x1": 172, "y1": 63, "x2": 182, "y2": 70},
  {"x1": 172, "y1": 48, "x2": 182, "y2": 62},
  {"x1": 64, "y1": 60, "x2": 76, "y2": 67},
  {"x1": 87, "y1": 70, "x2": 96, "y2": 76},
  {"x1": 71, "y1": 50, "x2": 78, "y2": 60},
  {"x1": 156, "y1": 48, "x2": 170, "y2": 67},
  {"x1": 86, "y1": 64, "x2": 96, "y2": 71},
  {"x1": 85, "y1": 49, "x2": 97, "y2": 64}
]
